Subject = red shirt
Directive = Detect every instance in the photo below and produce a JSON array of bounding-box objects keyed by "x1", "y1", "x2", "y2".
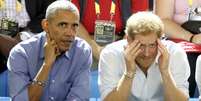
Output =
[{"x1": 72, "y1": 0, "x2": 148, "y2": 34}]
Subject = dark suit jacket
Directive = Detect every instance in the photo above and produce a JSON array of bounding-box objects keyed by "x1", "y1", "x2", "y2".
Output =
[{"x1": 25, "y1": 0, "x2": 55, "y2": 33}]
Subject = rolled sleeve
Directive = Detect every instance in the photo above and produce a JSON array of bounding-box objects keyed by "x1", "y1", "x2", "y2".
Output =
[{"x1": 7, "y1": 46, "x2": 30, "y2": 101}]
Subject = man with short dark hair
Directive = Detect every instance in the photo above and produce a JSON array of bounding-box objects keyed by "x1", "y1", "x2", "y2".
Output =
[{"x1": 8, "y1": 1, "x2": 92, "y2": 101}]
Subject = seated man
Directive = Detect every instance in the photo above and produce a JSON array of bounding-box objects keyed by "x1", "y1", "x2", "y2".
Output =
[
  {"x1": 98, "y1": 12, "x2": 190, "y2": 101},
  {"x1": 7, "y1": 0, "x2": 92, "y2": 101}
]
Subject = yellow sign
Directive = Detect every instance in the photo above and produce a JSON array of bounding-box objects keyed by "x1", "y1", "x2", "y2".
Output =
[
  {"x1": 95, "y1": 2, "x2": 100, "y2": 14},
  {"x1": 188, "y1": 0, "x2": 193, "y2": 7},
  {"x1": 110, "y1": 1, "x2": 115, "y2": 14},
  {"x1": 0, "y1": 0, "x2": 5, "y2": 10}
]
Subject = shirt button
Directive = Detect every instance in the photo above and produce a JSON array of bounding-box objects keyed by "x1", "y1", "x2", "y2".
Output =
[
  {"x1": 51, "y1": 80, "x2": 55, "y2": 83},
  {"x1": 49, "y1": 96, "x2": 54, "y2": 100}
]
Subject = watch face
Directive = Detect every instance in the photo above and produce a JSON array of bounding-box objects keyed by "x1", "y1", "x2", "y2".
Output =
[{"x1": 124, "y1": 71, "x2": 135, "y2": 79}]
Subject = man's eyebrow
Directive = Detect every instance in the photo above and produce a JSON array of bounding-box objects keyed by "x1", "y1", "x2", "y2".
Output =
[
  {"x1": 58, "y1": 21, "x2": 79, "y2": 25},
  {"x1": 59, "y1": 22, "x2": 68, "y2": 24}
]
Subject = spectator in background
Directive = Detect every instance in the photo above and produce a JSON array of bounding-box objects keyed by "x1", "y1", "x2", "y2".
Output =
[
  {"x1": 71, "y1": 0, "x2": 149, "y2": 60},
  {"x1": 155, "y1": 0, "x2": 201, "y2": 43},
  {"x1": 25, "y1": 0, "x2": 55, "y2": 33},
  {"x1": 8, "y1": 0, "x2": 92, "y2": 100},
  {"x1": 0, "y1": 0, "x2": 55, "y2": 38},
  {"x1": 98, "y1": 12, "x2": 190, "y2": 101},
  {"x1": 155, "y1": 0, "x2": 201, "y2": 97},
  {"x1": 0, "y1": 0, "x2": 54, "y2": 72},
  {"x1": 0, "y1": 0, "x2": 30, "y2": 73}
]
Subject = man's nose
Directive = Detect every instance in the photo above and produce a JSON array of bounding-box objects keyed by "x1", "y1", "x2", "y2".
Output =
[
  {"x1": 64, "y1": 26, "x2": 75, "y2": 36},
  {"x1": 143, "y1": 47, "x2": 150, "y2": 57}
]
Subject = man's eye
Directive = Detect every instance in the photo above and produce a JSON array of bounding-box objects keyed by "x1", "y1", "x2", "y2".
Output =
[
  {"x1": 140, "y1": 44, "x2": 146, "y2": 49},
  {"x1": 72, "y1": 23, "x2": 79, "y2": 29},
  {"x1": 73, "y1": 23, "x2": 78, "y2": 27},
  {"x1": 148, "y1": 43, "x2": 157, "y2": 48},
  {"x1": 58, "y1": 23, "x2": 67, "y2": 28},
  {"x1": 150, "y1": 44, "x2": 156, "y2": 47}
]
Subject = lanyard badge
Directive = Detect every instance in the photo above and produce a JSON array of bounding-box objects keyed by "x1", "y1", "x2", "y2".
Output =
[{"x1": 94, "y1": 0, "x2": 116, "y2": 45}]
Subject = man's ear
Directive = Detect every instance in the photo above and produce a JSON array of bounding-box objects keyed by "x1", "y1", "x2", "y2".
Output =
[{"x1": 41, "y1": 19, "x2": 48, "y2": 33}]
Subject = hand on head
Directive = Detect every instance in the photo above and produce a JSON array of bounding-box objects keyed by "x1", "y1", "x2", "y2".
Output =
[
  {"x1": 157, "y1": 39, "x2": 170, "y2": 72},
  {"x1": 124, "y1": 40, "x2": 142, "y2": 72}
]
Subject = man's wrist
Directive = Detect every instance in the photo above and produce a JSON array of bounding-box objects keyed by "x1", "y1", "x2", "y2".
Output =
[
  {"x1": 32, "y1": 79, "x2": 46, "y2": 87},
  {"x1": 43, "y1": 62, "x2": 53, "y2": 70},
  {"x1": 189, "y1": 34, "x2": 195, "y2": 42},
  {"x1": 124, "y1": 71, "x2": 135, "y2": 79},
  {"x1": 160, "y1": 68, "x2": 171, "y2": 76}
]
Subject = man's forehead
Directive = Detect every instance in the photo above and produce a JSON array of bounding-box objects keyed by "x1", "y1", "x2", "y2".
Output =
[
  {"x1": 134, "y1": 34, "x2": 158, "y2": 44},
  {"x1": 52, "y1": 11, "x2": 79, "y2": 21}
]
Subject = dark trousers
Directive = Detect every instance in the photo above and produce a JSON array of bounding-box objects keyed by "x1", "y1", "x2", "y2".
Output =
[
  {"x1": 0, "y1": 54, "x2": 7, "y2": 74},
  {"x1": 187, "y1": 52, "x2": 200, "y2": 97}
]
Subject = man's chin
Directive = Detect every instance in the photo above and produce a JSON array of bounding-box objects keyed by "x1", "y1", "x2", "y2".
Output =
[
  {"x1": 62, "y1": 47, "x2": 70, "y2": 52},
  {"x1": 59, "y1": 46, "x2": 70, "y2": 53},
  {"x1": 136, "y1": 59, "x2": 154, "y2": 68}
]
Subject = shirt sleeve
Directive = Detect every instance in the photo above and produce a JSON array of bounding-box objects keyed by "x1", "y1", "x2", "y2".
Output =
[
  {"x1": 65, "y1": 47, "x2": 92, "y2": 101},
  {"x1": 98, "y1": 46, "x2": 125, "y2": 100},
  {"x1": 169, "y1": 44, "x2": 191, "y2": 96},
  {"x1": 7, "y1": 46, "x2": 30, "y2": 101}
]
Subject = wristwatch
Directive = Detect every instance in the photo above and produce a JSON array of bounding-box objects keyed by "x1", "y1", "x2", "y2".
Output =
[
  {"x1": 124, "y1": 71, "x2": 135, "y2": 79},
  {"x1": 32, "y1": 79, "x2": 46, "y2": 87}
]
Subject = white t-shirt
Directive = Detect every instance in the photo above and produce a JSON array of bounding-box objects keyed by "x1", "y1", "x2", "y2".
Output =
[{"x1": 98, "y1": 39, "x2": 190, "y2": 101}]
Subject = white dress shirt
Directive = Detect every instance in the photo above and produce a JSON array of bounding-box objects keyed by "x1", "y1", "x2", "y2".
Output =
[{"x1": 98, "y1": 39, "x2": 190, "y2": 101}]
